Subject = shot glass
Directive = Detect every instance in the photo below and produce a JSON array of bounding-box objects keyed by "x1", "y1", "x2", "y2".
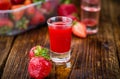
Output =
[
  {"x1": 81, "y1": 0, "x2": 101, "y2": 34},
  {"x1": 47, "y1": 16, "x2": 73, "y2": 63}
]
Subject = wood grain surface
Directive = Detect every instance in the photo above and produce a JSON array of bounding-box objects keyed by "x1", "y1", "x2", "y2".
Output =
[{"x1": 0, "y1": 0, "x2": 120, "y2": 79}]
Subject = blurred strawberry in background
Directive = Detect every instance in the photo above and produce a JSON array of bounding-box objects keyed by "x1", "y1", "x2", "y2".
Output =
[
  {"x1": 11, "y1": 5, "x2": 25, "y2": 21},
  {"x1": 11, "y1": 0, "x2": 25, "y2": 5},
  {"x1": 57, "y1": 0, "x2": 78, "y2": 20},
  {"x1": 0, "y1": 0, "x2": 11, "y2": 10},
  {"x1": 30, "y1": 11, "x2": 45, "y2": 25},
  {"x1": 41, "y1": 2, "x2": 51, "y2": 12},
  {"x1": 57, "y1": 0, "x2": 87, "y2": 38},
  {"x1": 72, "y1": 21, "x2": 87, "y2": 38},
  {"x1": 24, "y1": 0, "x2": 32, "y2": 5},
  {"x1": 0, "y1": 18, "x2": 13, "y2": 34},
  {"x1": 0, "y1": 18, "x2": 13, "y2": 28}
]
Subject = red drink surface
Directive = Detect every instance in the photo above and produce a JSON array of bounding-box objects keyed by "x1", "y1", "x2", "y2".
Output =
[
  {"x1": 48, "y1": 22, "x2": 72, "y2": 53},
  {"x1": 0, "y1": 0, "x2": 11, "y2": 10}
]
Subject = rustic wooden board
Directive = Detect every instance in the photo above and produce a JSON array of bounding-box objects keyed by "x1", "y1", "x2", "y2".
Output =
[
  {"x1": 0, "y1": 0, "x2": 120, "y2": 79},
  {"x1": 109, "y1": 0, "x2": 120, "y2": 65},
  {"x1": 70, "y1": 0, "x2": 120, "y2": 79},
  {"x1": 0, "y1": 36, "x2": 14, "y2": 77},
  {"x1": 1, "y1": 26, "x2": 48, "y2": 79}
]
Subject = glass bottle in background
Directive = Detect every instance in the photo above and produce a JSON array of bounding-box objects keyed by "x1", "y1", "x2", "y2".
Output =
[{"x1": 81, "y1": 0, "x2": 101, "y2": 34}]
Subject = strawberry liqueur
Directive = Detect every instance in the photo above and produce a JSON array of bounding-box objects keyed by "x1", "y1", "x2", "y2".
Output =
[
  {"x1": 47, "y1": 16, "x2": 72, "y2": 63},
  {"x1": 49, "y1": 22, "x2": 72, "y2": 53}
]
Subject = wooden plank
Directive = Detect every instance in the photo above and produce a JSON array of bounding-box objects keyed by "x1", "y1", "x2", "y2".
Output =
[
  {"x1": 0, "y1": 36, "x2": 14, "y2": 78},
  {"x1": 55, "y1": 38, "x2": 84, "y2": 79},
  {"x1": 109, "y1": 0, "x2": 120, "y2": 65},
  {"x1": 1, "y1": 0, "x2": 120, "y2": 79},
  {"x1": 96, "y1": 0, "x2": 120, "y2": 78},
  {"x1": 1, "y1": 26, "x2": 48, "y2": 79},
  {"x1": 70, "y1": 0, "x2": 120, "y2": 79}
]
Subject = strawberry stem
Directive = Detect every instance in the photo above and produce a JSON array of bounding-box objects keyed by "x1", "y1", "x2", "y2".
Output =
[
  {"x1": 60, "y1": 0, "x2": 71, "y2": 4},
  {"x1": 72, "y1": 20, "x2": 78, "y2": 26},
  {"x1": 34, "y1": 45, "x2": 50, "y2": 60}
]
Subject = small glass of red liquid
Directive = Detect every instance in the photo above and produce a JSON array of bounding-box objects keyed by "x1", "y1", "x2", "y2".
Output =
[
  {"x1": 81, "y1": 0, "x2": 101, "y2": 34},
  {"x1": 47, "y1": 16, "x2": 73, "y2": 63}
]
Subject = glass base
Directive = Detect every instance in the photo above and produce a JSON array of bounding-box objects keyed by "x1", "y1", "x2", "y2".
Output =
[
  {"x1": 87, "y1": 26, "x2": 98, "y2": 35},
  {"x1": 50, "y1": 50, "x2": 71, "y2": 64}
]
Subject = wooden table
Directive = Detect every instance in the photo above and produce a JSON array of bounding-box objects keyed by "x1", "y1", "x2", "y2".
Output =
[{"x1": 0, "y1": 0, "x2": 120, "y2": 79}]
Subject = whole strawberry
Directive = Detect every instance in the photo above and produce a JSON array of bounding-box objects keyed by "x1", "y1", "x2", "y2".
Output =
[
  {"x1": 28, "y1": 45, "x2": 52, "y2": 79},
  {"x1": 57, "y1": 0, "x2": 77, "y2": 16}
]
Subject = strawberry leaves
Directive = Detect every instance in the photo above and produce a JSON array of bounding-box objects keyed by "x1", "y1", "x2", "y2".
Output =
[
  {"x1": 29, "y1": 45, "x2": 50, "y2": 60},
  {"x1": 33, "y1": 0, "x2": 45, "y2": 3},
  {"x1": 33, "y1": 46, "x2": 50, "y2": 60}
]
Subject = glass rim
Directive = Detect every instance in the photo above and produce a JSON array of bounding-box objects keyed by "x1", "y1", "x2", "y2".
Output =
[{"x1": 47, "y1": 16, "x2": 73, "y2": 26}]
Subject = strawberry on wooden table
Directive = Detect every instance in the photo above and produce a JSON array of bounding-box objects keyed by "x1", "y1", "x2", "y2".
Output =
[
  {"x1": 29, "y1": 45, "x2": 49, "y2": 59},
  {"x1": 28, "y1": 57, "x2": 52, "y2": 79},
  {"x1": 28, "y1": 45, "x2": 52, "y2": 79},
  {"x1": 72, "y1": 21, "x2": 87, "y2": 38}
]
